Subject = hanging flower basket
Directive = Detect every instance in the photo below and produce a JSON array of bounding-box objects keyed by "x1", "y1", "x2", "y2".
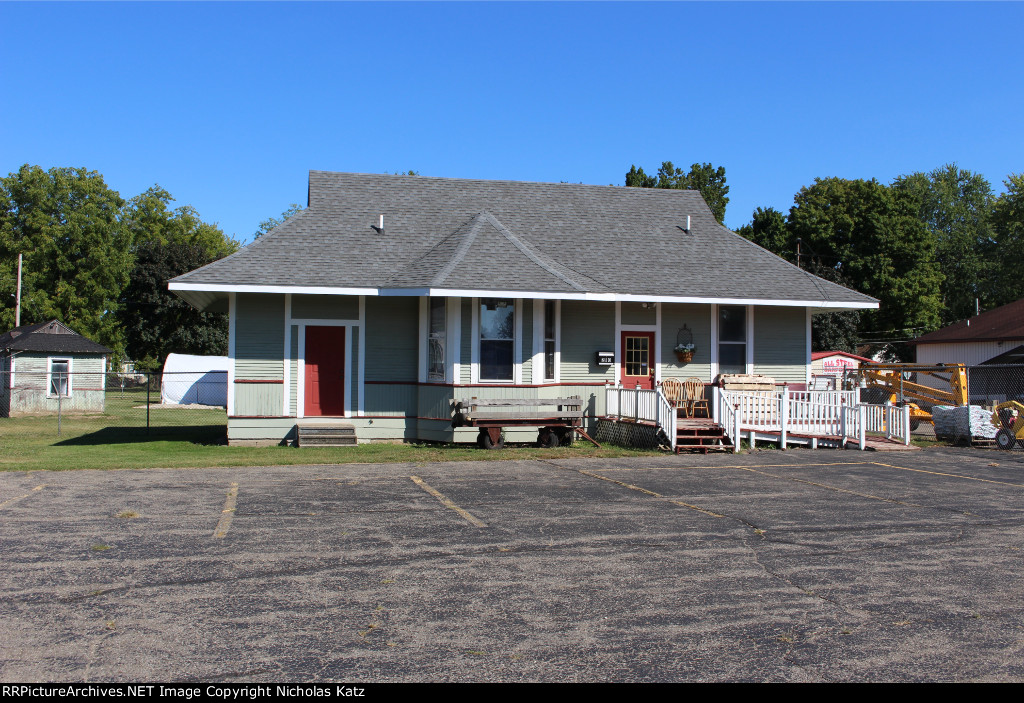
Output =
[{"x1": 675, "y1": 325, "x2": 695, "y2": 364}]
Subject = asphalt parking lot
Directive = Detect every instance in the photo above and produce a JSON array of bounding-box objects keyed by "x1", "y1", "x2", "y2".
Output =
[{"x1": 1, "y1": 447, "x2": 1023, "y2": 682}]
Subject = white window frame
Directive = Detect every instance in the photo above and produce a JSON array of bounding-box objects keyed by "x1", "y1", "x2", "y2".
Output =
[
  {"x1": 426, "y1": 297, "x2": 447, "y2": 382},
  {"x1": 47, "y1": 357, "x2": 73, "y2": 398},
  {"x1": 471, "y1": 297, "x2": 522, "y2": 384},
  {"x1": 532, "y1": 299, "x2": 561, "y2": 383},
  {"x1": 714, "y1": 304, "x2": 753, "y2": 376}
]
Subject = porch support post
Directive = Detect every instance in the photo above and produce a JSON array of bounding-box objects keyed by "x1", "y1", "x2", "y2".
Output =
[
  {"x1": 779, "y1": 384, "x2": 788, "y2": 450},
  {"x1": 858, "y1": 404, "x2": 866, "y2": 451},
  {"x1": 904, "y1": 405, "x2": 912, "y2": 446}
]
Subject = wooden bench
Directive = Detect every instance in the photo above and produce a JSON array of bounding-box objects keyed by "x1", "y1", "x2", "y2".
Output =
[{"x1": 452, "y1": 396, "x2": 597, "y2": 449}]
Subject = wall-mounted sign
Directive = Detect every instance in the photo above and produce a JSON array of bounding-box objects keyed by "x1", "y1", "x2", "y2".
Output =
[
  {"x1": 820, "y1": 356, "x2": 858, "y2": 375},
  {"x1": 596, "y1": 351, "x2": 614, "y2": 366}
]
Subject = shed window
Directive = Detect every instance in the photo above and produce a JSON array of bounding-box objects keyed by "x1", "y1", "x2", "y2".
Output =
[
  {"x1": 49, "y1": 358, "x2": 71, "y2": 397},
  {"x1": 480, "y1": 298, "x2": 514, "y2": 381}
]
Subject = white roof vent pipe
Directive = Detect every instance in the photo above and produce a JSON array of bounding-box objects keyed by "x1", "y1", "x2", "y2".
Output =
[
  {"x1": 372, "y1": 214, "x2": 385, "y2": 234},
  {"x1": 687, "y1": 215, "x2": 691, "y2": 231}
]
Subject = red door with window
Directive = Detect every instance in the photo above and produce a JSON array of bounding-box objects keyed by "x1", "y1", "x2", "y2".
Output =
[
  {"x1": 621, "y1": 331, "x2": 655, "y2": 390},
  {"x1": 305, "y1": 326, "x2": 345, "y2": 416}
]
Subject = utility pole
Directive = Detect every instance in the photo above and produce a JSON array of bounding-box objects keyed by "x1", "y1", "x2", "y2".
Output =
[{"x1": 15, "y1": 253, "x2": 22, "y2": 327}]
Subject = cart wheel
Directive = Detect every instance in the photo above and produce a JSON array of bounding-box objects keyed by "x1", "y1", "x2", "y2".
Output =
[
  {"x1": 996, "y1": 429, "x2": 1017, "y2": 451},
  {"x1": 538, "y1": 429, "x2": 559, "y2": 448},
  {"x1": 476, "y1": 430, "x2": 487, "y2": 448},
  {"x1": 558, "y1": 429, "x2": 574, "y2": 446},
  {"x1": 481, "y1": 430, "x2": 505, "y2": 450}
]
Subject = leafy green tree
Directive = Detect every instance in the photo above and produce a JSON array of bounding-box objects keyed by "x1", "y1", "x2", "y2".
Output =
[
  {"x1": 990, "y1": 173, "x2": 1024, "y2": 306},
  {"x1": 624, "y1": 165, "x2": 657, "y2": 188},
  {"x1": 118, "y1": 241, "x2": 229, "y2": 371},
  {"x1": 892, "y1": 164, "x2": 995, "y2": 324},
  {"x1": 118, "y1": 187, "x2": 237, "y2": 368},
  {"x1": 124, "y1": 186, "x2": 238, "y2": 258},
  {"x1": 254, "y1": 204, "x2": 305, "y2": 240},
  {"x1": 736, "y1": 206, "x2": 791, "y2": 258},
  {"x1": 0, "y1": 165, "x2": 131, "y2": 352},
  {"x1": 788, "y1": 178, "x2": 943, "y2": 351},
  {"x1": 624, "y1": 161, "x2": 730, "y2": 223},
  {"x1": 806, "y1": 261, "x2": 862, "y2": 354}
]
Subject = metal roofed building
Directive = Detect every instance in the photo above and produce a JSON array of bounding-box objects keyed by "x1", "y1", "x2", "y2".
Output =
[{"x1": 170, "y1": 171, "x2": 878, "y2": 445}]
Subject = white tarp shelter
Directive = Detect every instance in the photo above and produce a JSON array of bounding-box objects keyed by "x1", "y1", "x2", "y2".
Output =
[{"x1": 160, "y1": 353, "x2": 229, "y2": 406}]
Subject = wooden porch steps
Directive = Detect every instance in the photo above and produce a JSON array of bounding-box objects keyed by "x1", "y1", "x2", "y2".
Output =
[
  {"x1": 296, "y1": 423, "x2": 357, "y2": 447},
  {"x1": 673, "y1": 416, "x2": 733, "y2": 454}
]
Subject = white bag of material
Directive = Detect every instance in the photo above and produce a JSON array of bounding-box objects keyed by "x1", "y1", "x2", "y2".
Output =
[{"x1": 932, "y1": 405, "x2": 998, "y2": 441}]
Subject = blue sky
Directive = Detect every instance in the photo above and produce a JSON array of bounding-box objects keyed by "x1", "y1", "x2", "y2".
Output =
[{"x1": 2, "y1": 1, "x2": 1021, "y2": 242}]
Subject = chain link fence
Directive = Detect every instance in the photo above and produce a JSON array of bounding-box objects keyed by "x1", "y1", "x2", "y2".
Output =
[
  {"x1": 0, "y1": 370, "x2": 227, "y2": 442},
  {"x1": 966, "y1": 364, "x2": 1024, "y2": 451}
]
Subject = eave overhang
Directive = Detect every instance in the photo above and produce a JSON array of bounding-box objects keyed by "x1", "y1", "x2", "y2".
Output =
[{"x1": 169, "y1": 281, "x2": 878, "y2": 313}]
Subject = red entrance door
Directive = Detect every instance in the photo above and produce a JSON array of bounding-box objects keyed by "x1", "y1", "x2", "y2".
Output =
[
  {"x1": 304, "y1": 326, "x2": 345, "y2": 416},
  {"x1": 621, "y1": 331, "x2": 655, "y2": 390}
]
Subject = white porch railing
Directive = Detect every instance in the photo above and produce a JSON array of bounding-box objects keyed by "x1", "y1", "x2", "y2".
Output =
[
  {"x1": 718, "y1": 387, "x2": 910, "y2": 450},
  {"x1": 606, "y1": 385, "x2": 911, "y2": 452},
  {"x1": 604, "y1": 385, "x2": 677, "y2": 452}
]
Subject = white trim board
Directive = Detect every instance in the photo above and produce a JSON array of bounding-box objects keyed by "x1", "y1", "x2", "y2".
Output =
[{"x1": 171, "y1": 281, "x2": 877, "y2": 310}]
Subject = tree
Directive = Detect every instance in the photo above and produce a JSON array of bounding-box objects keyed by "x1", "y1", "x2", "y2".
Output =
[
  {"x1": 124, "y1": 186, "x2": 237, "y2": 258},
  {"x1": 990, "y1": 173, "x2": 1024, "y2": 306},
  {"x1": 892, "y1": 164, "x2": 995, "y2": 325},
  {"x1": 788, "y1": 178, "x2": 943, "y2": 351},
  {"x1": 118, "y1": 187, "x2": 237, "y2": 369},
  {"x1": 118, "y1": 241, "x2": 229, "y2": 371},
  {"x1": 806, "y1": 261, "x2": 862, "y2": 354},
  {"x1": 736, "y1": 206, "x2": 791, "y2": 258},
  {"x1": 254, "y1": 204, "x2": 305, "y2": 240},
  {"x1": 624, "y1": 161, "x2": 730, "y2": 223},
  {"x1": 0, "y1": 165, "x2": 131, "y2": 352}
]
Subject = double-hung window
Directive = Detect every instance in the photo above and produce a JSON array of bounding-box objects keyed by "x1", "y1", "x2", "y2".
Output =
[
  {"x1": 48, "y1": 358, "x2": 71, "y2": 397},
  {"x1": 480, "y1": 298, "x2": 514, "y2": 382},
  {"x1": 543, "y1": 300, "x2": 556, "y2": 381},
  {"x1": 427, "y1": 297, "x2": 446, "y2": 381},
  {"x1": 718, "y1": 306, "x2": 747, "y2": 375}
]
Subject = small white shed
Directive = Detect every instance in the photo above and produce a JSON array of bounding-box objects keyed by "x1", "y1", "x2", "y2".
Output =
[{"x1": 160, "y1": 353, "x2": 229, "y2": 406}]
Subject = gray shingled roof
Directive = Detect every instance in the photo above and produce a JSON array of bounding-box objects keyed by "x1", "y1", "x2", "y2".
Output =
[
  {"x1": 171, "y1": 171, "x2": 877, "y2": 308},
  {"x1": 0, "y1": 320, "x2": 112, "y2": 355}
]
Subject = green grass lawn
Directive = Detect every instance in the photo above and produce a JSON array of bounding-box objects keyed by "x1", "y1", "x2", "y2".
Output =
[{"x1": 0, "y1": 388, "x2": 660, "y2": 472}]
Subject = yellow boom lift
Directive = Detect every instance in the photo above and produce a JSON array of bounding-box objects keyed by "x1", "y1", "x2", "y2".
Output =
[{"x1": 849, "y1": 363, "x2": 968, "y2": 430}]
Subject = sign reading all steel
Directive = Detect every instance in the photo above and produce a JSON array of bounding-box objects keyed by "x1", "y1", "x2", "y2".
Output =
[{"x1": 596, "y1": 351, "x2": 614, "y2": 366}]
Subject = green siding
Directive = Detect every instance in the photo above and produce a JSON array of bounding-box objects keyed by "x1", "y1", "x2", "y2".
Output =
[
  {"x1": 235, "y1": 383, "x2": 283, "y2": 416},
  {"x1": 235, "y1": 294, "x2": 284, "y2": 381},
  {"x1": 365, "y1": 383, "x2": 416, "y2": 417},
  {"x1": 292, "y1": 294, "x2": 358, "y2": 320},
  {"x1": 561, "y1": 300, "x2": 615, "y2": 383},
  {"x1": 661, "y1": 303, "x2": 713, "y2": 381},
  {"x1": 621, "y1": 302, "x2": 656, "y2": 326},
  {"x1": 288, "y1": 326, "x2": 298, "y2": 416},
  {"x1": 6, "y1": 353, "x2": 106, "y2": 414},
  {"x1": 753, "y1": 306, "x2": 808, "y2": 383},
  {"x1": 365, "y1": 297, "x2": 418, "y2": 382}
]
